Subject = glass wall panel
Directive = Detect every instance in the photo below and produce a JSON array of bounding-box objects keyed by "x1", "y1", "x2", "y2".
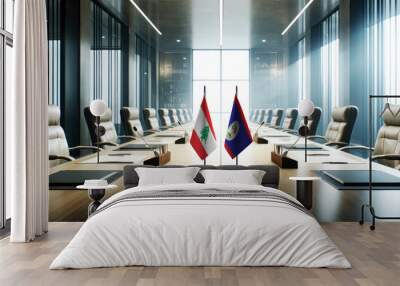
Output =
[
  {"x1": 5, "y1": 43, "x2": 12, "y2": 220},
  {"x1": 321, "y1": 10, "x2": 339, "y2": 131},
  {"x1": 5, "y1": 0, "x2": 14, "y2": 33},
  {"x1": 193, "y1": 81, "x2": 220, "y2": 114},
  {"x1": 91, "y1": 1, "x2": 127, "y2": 128},
  {"x1": 47, "y1": 0, "x2": 61, "y2": 105},
  {"x1": 159, "y1": 51, "x2": 192, "y2": 109},
  {"x1": 1, "y1": 0, "x2": 13, "y2": 229},
  {"x1": 193, "y1": 51, "x2": 220, "y2": 80},
  {"x1": 368, "y1": 0, "x2": 400, "y2": 137},
  {"x1": 222, "y1": 51, "x2": 249, "y2": 80},
  {"x1": 136, "y1": 35, "x2": 157, "y2": 122},
  {"x1": 298, "y1": 38, "x2": 306, "y2": 101}
]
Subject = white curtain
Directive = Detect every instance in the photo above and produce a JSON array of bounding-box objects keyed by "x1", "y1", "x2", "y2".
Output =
[{"x1": 8, "y1": 0, "x2": 49, "y2": 242}]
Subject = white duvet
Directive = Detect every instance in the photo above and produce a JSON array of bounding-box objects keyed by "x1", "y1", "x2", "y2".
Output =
[{"x1": 50, "y1": 183, "x2": 351, "y2": 269}]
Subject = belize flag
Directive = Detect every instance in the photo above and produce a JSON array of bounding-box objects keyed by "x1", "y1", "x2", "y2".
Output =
[{"x1": 224, "y1": 88, "x2": 252, "y2": 158}]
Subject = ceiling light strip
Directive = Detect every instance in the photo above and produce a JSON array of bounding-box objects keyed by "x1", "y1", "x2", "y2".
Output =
[
  {"x1": 281, "y1": 0, "x2": 315, "y2": 36},
  {"x1": 129, "y1": 0, "x2": 162, "y2": 35},
  {"x1": 219, "y1": 0, "x2": 224, "y2": 47}
]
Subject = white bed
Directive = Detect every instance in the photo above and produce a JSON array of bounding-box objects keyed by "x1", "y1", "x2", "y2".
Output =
[{"x1": 50, "y1": 183, "x2": 350, "y2": 269}]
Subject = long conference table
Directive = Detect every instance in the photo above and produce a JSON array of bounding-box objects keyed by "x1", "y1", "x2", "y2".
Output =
[{"x1": 49, "y1": 122, "x2": 400, "y2": 224}]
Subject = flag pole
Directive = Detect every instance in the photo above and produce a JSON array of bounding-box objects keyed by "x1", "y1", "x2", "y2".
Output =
[
  {"x1": 204, "y1": 85, "x2": 207, "y2": 167},
  {"x1": 235, "y1": 85, "x2": 239, "y2": 166}
]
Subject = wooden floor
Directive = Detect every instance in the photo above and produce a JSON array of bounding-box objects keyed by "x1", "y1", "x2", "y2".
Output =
[{"x1": 1, "y1": 222, "x2": 400, "y2": 286}]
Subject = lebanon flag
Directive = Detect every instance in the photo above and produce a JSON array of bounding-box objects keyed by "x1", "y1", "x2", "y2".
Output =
[
  {"x1": 224, "y1": 87, "x2": 252, "y2": 159},
  {"x1": 190, "y1": 90, "x2": 217, "y2": 160}
]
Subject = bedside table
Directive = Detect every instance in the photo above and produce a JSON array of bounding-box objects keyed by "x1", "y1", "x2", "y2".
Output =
[{"x1": 289, "y1": 177, "x2": 320, "y2": 210}]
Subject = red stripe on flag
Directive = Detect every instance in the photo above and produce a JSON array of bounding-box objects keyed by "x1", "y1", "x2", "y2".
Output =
[
  {"x1": 200, "y1": 96, "x2": 216, "y2": 139},
  {"x1": 224, "y1": 142, "x2": 235, "y2": 159},
  {"x1": 190, "y1": 131, "x2": 208, "y2": 160},
  {"x1": 234, "y1": 95, "x2": 252, "y2": 138}
]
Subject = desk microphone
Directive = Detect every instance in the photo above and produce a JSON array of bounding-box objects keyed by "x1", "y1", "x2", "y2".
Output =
[
  {"x1": 281, "y1": 125, "x2": 309, "y2": 157},
  {"x1": 253, "y1": 121, "x2": 265, "y2": 141},
  {"x1": 177, "y1": 121, "x2": 188, "y2": 136},
  {"x1": 133, "y1": 127, "x2": 160, "y2": 156},
  {"x1": 255, "y1": 121, "x2": 265, "y2": 134}
]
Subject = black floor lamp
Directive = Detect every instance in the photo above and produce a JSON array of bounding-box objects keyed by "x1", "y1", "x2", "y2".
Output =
[
  {"x1": 360, "y1": 95, "x2": 400, "y2": 230},
  {"x1": 298, "y1": 99, "x2": 315, "y2": 162}
]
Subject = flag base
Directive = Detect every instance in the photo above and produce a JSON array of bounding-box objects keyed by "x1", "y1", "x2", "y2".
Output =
[
  {"x1": 175, "y1": 135, "x2": 188, "y2": 144},
  {"x1": 144, "y1": 151, "x2": 171, "y2": 166},
  {"x1": 271, "y1": 151, "x2": 298, "y2": 169},
  {"x1": 253, "y1": 134, "x2": 269, "y2": 144}
]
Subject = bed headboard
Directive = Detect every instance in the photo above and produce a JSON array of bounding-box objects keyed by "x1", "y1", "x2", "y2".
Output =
[{"x1": 123, "y1": 165, "x2": 280, "y2": 189}]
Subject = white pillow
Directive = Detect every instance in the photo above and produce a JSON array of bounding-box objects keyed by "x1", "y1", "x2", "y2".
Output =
[
  {"x1": 200, "y1": 169, "x2": 266, "y2": 185},
  {"x1": 135, "y1": 167, "x2": 201, "y2": 186}
]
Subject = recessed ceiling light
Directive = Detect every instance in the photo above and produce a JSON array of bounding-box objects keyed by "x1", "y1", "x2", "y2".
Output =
[
  {"x1": 281, "y1": 0, "x2": 315, "y2": 36},
  {"x1": 129, "y1": 0, "x2": 162, "y2": 35},
  {"x1": 182, "y1": 57, "x2": 187, "y2": 60},
  {"x1": 176, "y1": 39, "x2": 181, "y2": 43},
  {"x1": 262, "y1": 39, "x2": 266, "y2": 43},
  {"x1": 101, "y1": 35, "x2": 106, "y2": 39}
]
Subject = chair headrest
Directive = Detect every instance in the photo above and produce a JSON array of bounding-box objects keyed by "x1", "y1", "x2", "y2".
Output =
[
  {"x1": 99, "y1": 108, "x2": 112, "y2": 123},
  {"x1": 331, "y1": 106, "x2": 358, "y2": 122},
  {"x1": 169, "y1": 109, "x2": 177, "y2": 115},
  {"x1": 48, "y1": 105, "x2": 61, "y2": 126},
  {"x1": 273, "y1": 108, "x2": 284, "y2": 116},
  {"x1": 382, "y1": 104, "x2": 400, "y2": 126},
  {"x1": 285, "y1": 108, "x2": 298, "y2": 118},
  {"x1": 122, "y1": 107, "x2": 140, "y2": 120},
  {"x1": 159, "y1": 108, "x2": 168, "y2": 116},
  {"x1": 144, "y1": 108, "x2": 156, "y2": 117},
  {"x1": 310, "y1": 107, "x2": 322, "y2": 119}
]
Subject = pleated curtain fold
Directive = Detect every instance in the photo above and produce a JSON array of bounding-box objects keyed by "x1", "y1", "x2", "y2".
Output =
[{"x1": 9, "y1": 0, "x2": 49, "y2": 242}]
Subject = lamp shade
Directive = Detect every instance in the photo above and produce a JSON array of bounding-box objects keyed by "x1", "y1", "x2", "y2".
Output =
[
  {"x1": 90, "y1": 100, "x2": 107, "y2": 117},
  {"x1": 298, "y1": 99, "x2": 314, "y2": 117}
]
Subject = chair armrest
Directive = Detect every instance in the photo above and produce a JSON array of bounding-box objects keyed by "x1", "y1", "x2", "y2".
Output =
[
  {"x1": 118, "y1": 135, "x2": 136, "y2": 140},
  {"x1": 49, "y1": 155, "x2": 75, "y2": 162},
  {"x1": 98, "y1": 142, "x2": 118, "y2": 147},
  {"x1": 143, "y1": 130, "x2": 155, "y2": 135},
  {"x1": 69, "y1": 146, "x2": 101, "y2": 152},
  {"x1": 372, "y1": 154, "x2": 400, "y2": 161},
  {"x1": 324, "y1": 141, "x2": 348, "y2": 148},
  {"x1": 281, "y1": 128, "x2": 294, "y2": 132},
  {"x1": 339, "y1": 145, "x2": 373, "y2": 152},
  {"x1": 307, "y1": 135, "x2": 327, "y2": 142},
  {"x1": 286, "y1": 130, "x2": 298, "y2": 135}
]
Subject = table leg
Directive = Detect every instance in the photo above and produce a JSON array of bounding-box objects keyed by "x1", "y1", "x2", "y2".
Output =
[
  {"x1": 88, "y1": 188, "x2": 105, "y2": 216},
  {"x1": 296, "y1": 181, "x2": 313, "y2": 210}
]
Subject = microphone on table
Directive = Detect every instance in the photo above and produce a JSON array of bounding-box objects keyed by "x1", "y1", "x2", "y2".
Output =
[
  {"x1": 177, "y1": 121, "x2": 188, "y2": 137},
  {"x1": 281, "y1": 125, "x2": 309, "y2": 157},
  {"x1": 252, "y1": 121, "x2": 265, "y2": 142},
  {"x1": 133, "y1": 127, "x2": 160, "y2": 157}
]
